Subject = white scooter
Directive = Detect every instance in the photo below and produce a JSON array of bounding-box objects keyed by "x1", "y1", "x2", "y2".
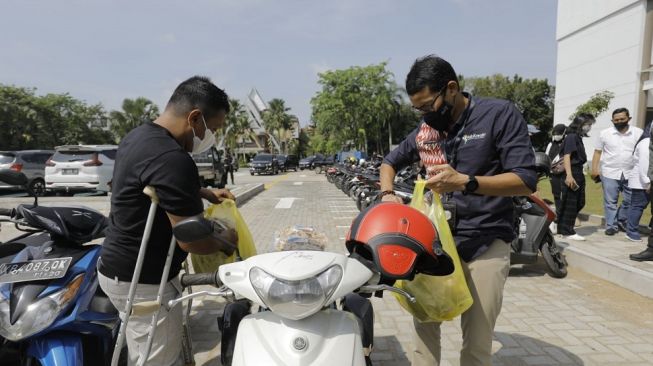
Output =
[{"x1": 168, "y1": 249, "x2": 414, "y2": 366}]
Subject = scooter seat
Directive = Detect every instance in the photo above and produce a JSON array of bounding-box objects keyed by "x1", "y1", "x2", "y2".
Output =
[
  {"x1": 0, "y1": 243, "x2": 26, "y2": 262},
  {"x1": 89, "y1": 286, "x2": 118, "y2": 315}
]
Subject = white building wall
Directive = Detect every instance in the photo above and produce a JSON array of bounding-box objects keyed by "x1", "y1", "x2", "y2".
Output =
[{"x1": 554, "y1": 0, "x2": 647, "y2": 159}]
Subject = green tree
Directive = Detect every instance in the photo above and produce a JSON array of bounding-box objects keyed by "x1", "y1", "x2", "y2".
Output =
[
  {"x1": 294, "y1": 128, "x2": 310, "y2": 157},
  {"x1": 465, "y1": 74, "x2": 555, "y2": 150},
  {"x1": 0, "y1": 84, "x2": 114, "y2": 150},
  {"x1": 109, "y1": 97, "x2": 159, "y2": 142},
  {"x1": 224, "y1": 98, "x2": 253, "y2": 163},
  {"x1": 0, "y1": 85, "x2": 39, "y2": 150},
  {"x1": 311, "y1": 62, "x2": 408, "y2": 154},
  {"x1": 570, "y1": 90, "x2": 614, "y2": 120},
  {"x1": 262, "y1": 98, "x2": 292, "y2": 153}
]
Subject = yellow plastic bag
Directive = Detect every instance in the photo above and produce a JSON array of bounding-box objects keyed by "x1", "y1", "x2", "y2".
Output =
[
  {"x1": 393, "y1": 181, "x2": 473, "y2": 322},
  {"x1": 190, "y1": 199, "x2": 257, "y2": 273}
]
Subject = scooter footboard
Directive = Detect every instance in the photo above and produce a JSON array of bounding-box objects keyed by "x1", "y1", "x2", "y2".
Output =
[
  {"x1": 232, "y1": 309, "x2": 366, "y2": 366},
  {"x1": 27, "y1": 332, "x2": 83, "y2": 366}
]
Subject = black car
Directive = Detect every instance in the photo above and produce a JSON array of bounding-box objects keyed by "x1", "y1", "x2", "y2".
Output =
[
  {"x1": 299, "y1": 155, "x2": 316, "y2": 170},
  {"x1": 279, "y1": 154, "x2": 299, "y2": 172},
  {"x1": 314, "y1": 155, "x2": 335, "y2": 173},
  {"x1": 249, "y1": 153, "x2": 280, "y2": 175}
]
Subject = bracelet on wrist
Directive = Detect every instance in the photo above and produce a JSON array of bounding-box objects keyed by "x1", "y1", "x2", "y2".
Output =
[{"x1": 379, "y1": 190, "x2": 396, "y2": 198}]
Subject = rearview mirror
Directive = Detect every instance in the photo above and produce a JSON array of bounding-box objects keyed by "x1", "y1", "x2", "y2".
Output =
[
  {"x1": 0, "y1": 169, "x2": 28, "y2": 186},
  {"x1": 173, "y1": 216, "x2": 214, "y2": 242}
]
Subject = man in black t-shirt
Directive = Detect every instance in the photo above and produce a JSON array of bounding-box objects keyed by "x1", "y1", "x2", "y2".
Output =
[{"x1": 99, "y1": 76, "x2": 236, "y2": 366}]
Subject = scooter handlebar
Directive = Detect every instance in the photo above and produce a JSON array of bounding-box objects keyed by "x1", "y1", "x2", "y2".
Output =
[
  {"x1": 180, "y1": 271, "x2": 222, "y2": 288},
  {"x1": 0, "y1": 208, "x2": 15, "y2": 217}
]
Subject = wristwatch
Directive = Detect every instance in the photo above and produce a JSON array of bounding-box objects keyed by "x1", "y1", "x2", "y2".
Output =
[{"x1": 463, "y1": 175, "x2": 479, "y2": 194}]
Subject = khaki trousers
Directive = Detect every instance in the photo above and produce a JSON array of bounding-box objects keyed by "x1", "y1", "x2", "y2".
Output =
[
  {"x1": 412, "y1": 239, "x2": 510, "y2": 366},
  {"x1": 98, "y1": 271, "x2": 184, "y2": 366}
]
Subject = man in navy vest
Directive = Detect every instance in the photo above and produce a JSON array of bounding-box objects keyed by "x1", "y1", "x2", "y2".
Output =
[{"x1": 381, "y1": 55, "x2": 536, "y2": 366}]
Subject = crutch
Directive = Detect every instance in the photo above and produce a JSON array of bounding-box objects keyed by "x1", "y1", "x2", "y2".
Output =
[
  {"x1": 110, "y1": 186, "x2": 160, "y2": 366},
  {"x1": 123, "y1": 193, "x2": 196, "y2": 365},
  {"x1": 180, "y1": 260, "x2": 196, "y2": 366}
]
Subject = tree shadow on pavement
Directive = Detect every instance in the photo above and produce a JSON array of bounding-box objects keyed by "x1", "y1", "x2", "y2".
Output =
[{"x1": 494, "y1": 332, "x2": 584, "y2": 366}]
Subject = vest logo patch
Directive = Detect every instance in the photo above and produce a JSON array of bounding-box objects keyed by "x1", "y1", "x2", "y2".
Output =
[{"x1": 462, "y1": 132, "x2": 486, "y2": 144}]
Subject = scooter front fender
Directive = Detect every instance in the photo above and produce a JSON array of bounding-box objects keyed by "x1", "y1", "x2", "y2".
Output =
[
  {"x1": 232, "y1": 309, "x2": 366, "y2": 366},
  {"x1": 27, "y1": 332, "x2": 83, "y2": 366}
]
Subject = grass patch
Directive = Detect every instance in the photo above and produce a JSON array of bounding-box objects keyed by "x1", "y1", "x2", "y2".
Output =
[{"x1": 537, "y1": 175, "x2": 651, "y2": 226}]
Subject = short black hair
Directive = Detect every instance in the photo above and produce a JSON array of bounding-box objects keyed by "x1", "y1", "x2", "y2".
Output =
[
  {"x1": 406, "y1": 55, "x2": 459, "y2": 96},
  {"x1": 166, "y1": 76, "x2": 229, "y2": 118},
  {"x1": 552, "y1": 123, "x2": 567, "y2": 135},
  {"x1": 612, "y1": 108, "x2": 630, "y2": 118},
  {"x1": 569, "y1": 113, "x2": 595, "y2": 133}
]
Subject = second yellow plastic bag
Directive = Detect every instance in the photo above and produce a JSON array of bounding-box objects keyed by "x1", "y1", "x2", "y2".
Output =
[
  {"x1": 190, "y1": 199, "x2": 257, "y2": 274},
  {"x1": 393, "y1": 181, "x2": 473, "y2": 322}
]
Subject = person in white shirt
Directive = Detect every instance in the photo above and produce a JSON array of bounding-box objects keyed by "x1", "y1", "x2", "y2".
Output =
[
  {"x1": 591, "y1": 108, "x2": 643, "y2": 236},
  {"x1": 625, "y1": 124, "x2": 650, "y2": 242}
]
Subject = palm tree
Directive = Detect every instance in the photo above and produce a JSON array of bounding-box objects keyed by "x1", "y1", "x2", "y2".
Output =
[
  {"x1": 262, "y1": 98, "x2": 292, "y2": 153},
  {"x1": 225, "y1": 98, "x2": 252, "y2": 162},
  {"x1": 109, "y1": 97, "x2": 159, "y2": 142}
]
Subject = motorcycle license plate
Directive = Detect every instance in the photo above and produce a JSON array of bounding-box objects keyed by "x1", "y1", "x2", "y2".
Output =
[
  {"x1": 62, "y1": 169, "x2": 79, "y2": 175},
  {"x1": 0, "y1": 257, "x2": 72, "y2": 284}
]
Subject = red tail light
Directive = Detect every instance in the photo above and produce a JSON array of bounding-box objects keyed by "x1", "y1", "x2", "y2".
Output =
[
  {"x1": 45, "y1": 158, "x2": 56, "y2": 167},
  {"x1": 10, "y1": 163, "x2": 23, "y2": 172},
  {"x1": 83, "y1": 153, "x2": 103, "y2": 167}
]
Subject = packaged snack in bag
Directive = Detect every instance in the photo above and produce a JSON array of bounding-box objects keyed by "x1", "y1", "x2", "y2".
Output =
[{"x1": 274, "y1": 225, "x2": 327, "y2": 251}]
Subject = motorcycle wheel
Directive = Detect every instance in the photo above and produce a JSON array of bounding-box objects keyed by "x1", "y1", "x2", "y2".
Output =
[
  {"x1": 348, "y1": 186, "x2": 357, "y2": 198},
  {"x1": 335, "y1": 177, "x2": 343, "y2": 190},
  {"x1": 356, "y1": 194, "x2": 363, "y2": 211},
  {"x1": 541, "y1": 233, "x2": 568, "y2": 278}
]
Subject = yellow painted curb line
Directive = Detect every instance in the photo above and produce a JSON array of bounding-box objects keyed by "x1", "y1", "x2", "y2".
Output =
[{"x1": 264, "y1": 174, "x2": 290, "y2": 190}]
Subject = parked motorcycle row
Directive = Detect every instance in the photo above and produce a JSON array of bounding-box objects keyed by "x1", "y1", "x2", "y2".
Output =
[
  {"x1": 324, "y1": 156, "x2": 422, "y2": 211},
  {"x1": 321, "y1": 152, "x2": 568, "y2": 278}
]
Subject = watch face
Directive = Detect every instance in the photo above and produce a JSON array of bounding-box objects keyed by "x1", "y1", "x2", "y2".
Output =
[{"x1": 466, "y1": 177, "x2": 478, "y2": 192}]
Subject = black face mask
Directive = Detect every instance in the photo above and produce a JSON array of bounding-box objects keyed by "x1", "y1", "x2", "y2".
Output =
[
  {"x1": 423, "y1": 101, "x2": 454, "y2": 132},
  {"x1": 613, "y1": 122, "x2": 628, "y2": 132}
]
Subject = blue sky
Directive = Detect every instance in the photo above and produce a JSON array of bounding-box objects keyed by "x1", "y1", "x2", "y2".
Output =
[{"x1": 0, "y1": 0, "x2": 557, "y2": 126}]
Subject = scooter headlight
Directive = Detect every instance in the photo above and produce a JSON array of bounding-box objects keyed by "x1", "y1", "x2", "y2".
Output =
[
  {"x1": 250, "y1": 265, "x2": 342, "y2": 320},
  {"x1": 0, "y1": 274, "x2": 84, "y2": 341}
]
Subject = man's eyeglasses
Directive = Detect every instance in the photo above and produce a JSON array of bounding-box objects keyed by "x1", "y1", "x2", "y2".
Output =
[
  {"x1": 411, "y1": 88, "x2": 445, "y2": 114},
  {"x1": 412, "y1": 97, "x2": 438, "y2": 114}
]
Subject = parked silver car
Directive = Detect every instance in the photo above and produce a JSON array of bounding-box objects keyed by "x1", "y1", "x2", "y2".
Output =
[{"x1": 0, "y1": 150, "x2": 54, "y2": 195}]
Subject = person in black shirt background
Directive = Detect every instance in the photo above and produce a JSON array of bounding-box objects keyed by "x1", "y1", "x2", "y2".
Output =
[
  {"x1": 381, "y1": 55, "x2": 536, "y2": 366},
  {"x1": 546, "y1": 123, "x2": 568, "y2": 210},
  {"x1": 98, "y1": 76, "x2": 237, "y2": 366},
  {"x1": 557, "y1": 113, "x2": 595, "y2": 241}
]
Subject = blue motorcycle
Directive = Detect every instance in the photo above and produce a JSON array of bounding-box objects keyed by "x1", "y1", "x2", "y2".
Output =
[{"x1": 0, "y1": 169, "x2": 125, "y2": 366}]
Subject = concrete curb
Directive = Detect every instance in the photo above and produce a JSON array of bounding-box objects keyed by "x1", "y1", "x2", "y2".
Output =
[
  {"x1": 562, "y1": 243, "x2": 653, "y2": 299},
  {"x1": 234, "y1": 183, "x2": 264, "y2": 208}
]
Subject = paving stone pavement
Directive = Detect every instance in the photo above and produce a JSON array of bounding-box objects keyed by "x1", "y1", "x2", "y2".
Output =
[{"x1": 187, "y1": 171, "x2": 653, "y2": 366}]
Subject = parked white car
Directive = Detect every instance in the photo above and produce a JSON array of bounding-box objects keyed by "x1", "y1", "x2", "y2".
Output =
[{"x1": 45, "y1": 145, "x2": 118, "y2": 194}]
